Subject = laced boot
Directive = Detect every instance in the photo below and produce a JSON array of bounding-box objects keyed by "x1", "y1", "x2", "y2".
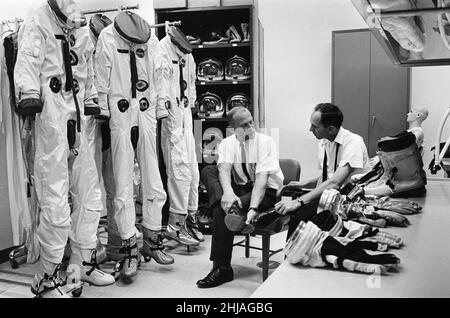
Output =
[
  {"x1": 116, "y1": 235, "x2": 139, "y2": 279},
  {"x1": 164, "y1": 212, "x2": 200, "y2": 246},
  {"x1": 141, "y1": 227, "x2": 175, "y2": 265},
  {"x1": 185, "y1": 211, "x2": 205, "y2": 242},
  {"x1": 31, "y1": 260, "x2": 69, "y2": 298},
  {"x1": 69, "y1": 247, "x2": 115, "y2": 286}
]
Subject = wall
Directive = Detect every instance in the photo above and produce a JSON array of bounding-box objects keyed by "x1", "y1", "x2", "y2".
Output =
[
  {"x1": 411, "y1": 67, "x2": 450, "y2": 178},
  {"x1": 258, "y1": 0, "x2": 366, "y2": 179}
]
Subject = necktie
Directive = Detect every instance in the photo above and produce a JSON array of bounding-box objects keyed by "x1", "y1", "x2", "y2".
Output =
[
  {"x1": 322, "y1": 143, "x2": 340, "y2": 182},
  {"x1": 240, "y1": 142, "x2": 252, "y2": 183}
]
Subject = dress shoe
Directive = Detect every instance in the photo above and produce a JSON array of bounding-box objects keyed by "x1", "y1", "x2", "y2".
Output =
[{"x1": 196, "y1": 266, "x2": 233, "y2": 288}]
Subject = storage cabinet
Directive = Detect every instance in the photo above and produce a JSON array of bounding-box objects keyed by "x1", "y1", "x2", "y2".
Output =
[
  {"x1": 332, "y1": 29, "x2": 410, "y2": 157},
  {"x1": 155, "y1": 4, "x2": 262, "y2": 167}
]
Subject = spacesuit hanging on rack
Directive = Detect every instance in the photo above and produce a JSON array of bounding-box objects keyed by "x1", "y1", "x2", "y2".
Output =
[
  {"x1": 160, "y1": 27, "x2": 204, "y2": 245},
  {"x1": 14, "y1": 0, "x2": 115, "y2": 297},
  {"x1": 95, "y1": 11, "x2": 174, "y2": 279}
]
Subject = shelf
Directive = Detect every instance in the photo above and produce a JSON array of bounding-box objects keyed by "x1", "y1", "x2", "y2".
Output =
[
  {"x1": 196, "y1": 80, "x2": 251, "y2": 86},
  {"x1": 155, "y1": 5, "x2": 252, "y2": 14},
  {"x1": 192, "y1": 42, "x2": 250, "y2": 49},
  {"x1": 194, "y1": 117, "x2": 228, "y2": 122}
]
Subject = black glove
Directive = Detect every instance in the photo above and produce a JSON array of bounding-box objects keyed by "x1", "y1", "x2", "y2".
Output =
[
  {"x1": 321, "y1": 236, "x2": 400, "y2": 274},
  {"x1": 17, "y1": 98, "x2": 43, "y2": 116}
]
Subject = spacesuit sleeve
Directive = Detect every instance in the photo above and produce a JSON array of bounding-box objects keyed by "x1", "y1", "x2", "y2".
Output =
[
  {"x1": 188, "y1": 53, "x2": 197, "y2": 108},
  {"x1": 14, "y1": 14, "x2": 46, "y2": 101},
  {"x1": 93, "y1": 31, "x2": 111, "y2": 118},
  {"x1": 84, "y1": 41, "x2": 98, "y2": 107},
  {"x1": 153, "y1": 44, "x2": 171, "y2": 120}
]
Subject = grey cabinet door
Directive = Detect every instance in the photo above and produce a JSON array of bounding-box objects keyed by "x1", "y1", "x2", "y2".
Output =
[
  {"x1": 369, "y1": 33, "x2": 409, "y2": 156},
  {"x1": 332, "y1": 29, "x2": 410, "y2": 157},
  {"x1": 332, "y1": 30, "x2": 371, "y2": 147}
]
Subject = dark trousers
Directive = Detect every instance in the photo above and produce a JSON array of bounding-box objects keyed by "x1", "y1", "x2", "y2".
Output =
[{"x1": 200, "y1": 165, "x2": 277, "y2": 267}]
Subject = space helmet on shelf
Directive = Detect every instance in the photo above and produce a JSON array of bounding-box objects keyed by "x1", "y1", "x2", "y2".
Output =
[
  {"x1": 202, "y1": 127, "x2": 224, "y2": 164},
  {"x1": 197, "y1": 58, "x2": 224, "y2": 82},
  {"x1": 226, "y1": 93, "x2": 250, "y2": 113},
  {"x1": 224, "y1": 55, "x2": 251, "y2": 81},
  {"x1": 197, "y1": 92, "x2": 224, "y2": 118}
]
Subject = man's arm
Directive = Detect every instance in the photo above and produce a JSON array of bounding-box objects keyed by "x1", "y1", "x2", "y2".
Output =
[
  {"x1": 274, "y1": 164, "x2": 353, "y2": 214},
  {"x1": 218, "y1": 162, "x2": 240, "y2": 212},
  {"x1": 299, "y1": 163, "x2": 353, "y2": 204},
  {"x1": 288, "y1": 177, "x2": 319, "y2": 189},
  {"x1": 245, "y1": 173, "x2": 269, "y2": 223}
]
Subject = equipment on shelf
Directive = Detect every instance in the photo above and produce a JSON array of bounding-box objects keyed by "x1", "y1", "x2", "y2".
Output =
[
  {"x1": 226, "y1": 93, "x2": 250, "y2": 113},
  {"x1": 197, "y1": 92, "x2": 224, "y2": 118},
  {"x1": 225, "y1": 55, "x2": 251, "y2": 81},
  {"x1": 197, "y1": 58, "x2": 224, "y2": 81}
]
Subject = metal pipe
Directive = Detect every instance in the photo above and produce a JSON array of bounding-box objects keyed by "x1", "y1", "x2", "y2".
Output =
[
  {"x1": 376, "y1": 7, "x2": 450, "y2": 18},
  {"x1": 149, "y1": 21, "x2": 182, "y2": 29},
  {"x1": 82, "y1": 4, "x2": 139, "y2": 15}
]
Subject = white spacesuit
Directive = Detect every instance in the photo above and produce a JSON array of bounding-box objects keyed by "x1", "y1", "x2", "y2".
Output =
[
  {"x1": 94, "y1": 11, "x2": 173, "y2": 277},
  {"x1": 160, "y1": 31, "x2": 203, "y2": 245},
  {"x1": 14, "y1": 0, "x2": 115, "y2": 297}
]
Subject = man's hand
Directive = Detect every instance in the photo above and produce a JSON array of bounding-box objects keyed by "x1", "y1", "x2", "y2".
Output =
[
  {"x1": 274, "y1": 199, "x2": 301, "y2": 215},
  {"x1": 245, "y1": 209, "x2": 258, "y2": 224},
  {"x1": 221, "y1": 192, "x2": 241, "y2": 213}
]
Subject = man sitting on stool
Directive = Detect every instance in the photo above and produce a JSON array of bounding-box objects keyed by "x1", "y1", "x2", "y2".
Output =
[
  {"x1": 197, "y1": 106, "x2": 284, "y2": 288},
  {"x1": 275, "y1": 103, "x2": 368, "y2": 238}
]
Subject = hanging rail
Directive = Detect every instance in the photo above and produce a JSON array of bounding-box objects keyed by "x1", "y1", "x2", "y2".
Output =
[
  {"x1": 149, "y1": 21, "x2": 182, "y2": 29},
  {"x1": 82, "y1": 4, "x2": 139, "y2": 15}
]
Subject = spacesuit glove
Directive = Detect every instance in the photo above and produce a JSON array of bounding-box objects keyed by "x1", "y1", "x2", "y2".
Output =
[
  {"x1": 321, "y1": 236, "x2": 400, "y2": 274},
  {"x1": 343, "y1": 220, "x2": 403, "y2": 249},
  {"x1": 366, "y1": 196, "x2": 422, "y2": 215},
  {"x1": 17, "y1": 94, "x2": 43, "y2": 116},
  {"x1": 373, "y1": 210, "x2": 410, "y2": 227}
]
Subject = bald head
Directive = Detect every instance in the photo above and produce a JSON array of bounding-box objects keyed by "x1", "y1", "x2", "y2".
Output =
[
  {"x1": 407, "y1": 106, "x2": 429, "y2": 125},
  {"x1": 227, "y1": 106, "x2": 253, "y2": 128}
]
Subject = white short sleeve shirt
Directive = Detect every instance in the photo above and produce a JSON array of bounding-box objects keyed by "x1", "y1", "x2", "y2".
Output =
[
  {"x1": 318, "y1": 127, "x2": 368, "y2": 184},
  {"x1": 217, "y1": 132, "x2": 284, "y2": 190}
]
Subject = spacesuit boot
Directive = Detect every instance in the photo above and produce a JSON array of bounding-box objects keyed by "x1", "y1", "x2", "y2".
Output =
[
  {"x1": 141, "y1": 227, "x2": 175, "y2": 265},
  {"x1": 118, "y1": 235, "x2": 139, "y2": 279},
  {"x1": 68, "y1": 247, "x2": 115, "y2": 286},
  {"x1": 185, "y1": 211, "x2": 205, "y2": 242},
  {"x1": 364, "y1": 132, "x2": 426, "y2": 197},
  {"x1": 31, "y1": 259, "x2": 69, "y2": 298},
  {"x1": 164, "y1": 212, "x2": 200, "y2": 246}
]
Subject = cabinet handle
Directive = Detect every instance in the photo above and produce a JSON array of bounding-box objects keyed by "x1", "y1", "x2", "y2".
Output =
[{"x1": 371, "y1": 116, "x2": 376, "y2": 127}]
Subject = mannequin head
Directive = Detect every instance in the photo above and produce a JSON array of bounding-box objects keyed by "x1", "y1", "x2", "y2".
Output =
[{"x1": 407, "y1": 107, "x2": 429, "y2": 127}]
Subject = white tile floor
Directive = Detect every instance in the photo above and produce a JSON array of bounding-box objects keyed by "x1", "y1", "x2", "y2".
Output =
[{"x1": 0, "y1": 231, "x2": 287, "y2": 298}]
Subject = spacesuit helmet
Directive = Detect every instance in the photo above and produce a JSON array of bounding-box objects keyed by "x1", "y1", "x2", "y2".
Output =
[
  {"x1": 226, "y1": 93, "x2": 250, "y2": 113},
  {"x1": 114, "y1": 11, "x2": 151, "y2": 45},
  {"x1": 197, "y1": 58, "x2": 224, "y2": 82},
  {"x1": 89, "y1": 14, "x2": 112, "y2": 43},
  {"x1": 167, "y1": 26, "x2": 193, "y2": 55},
  {"x1": 197, "y1": 92, "x2": 224, "y2": 118},
  {"x1": 225, "y1": 55, "x2": 250, "y2": 81},
  {"x1": 47, "y1": 0, "x2": 87, "y2": 29}
]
